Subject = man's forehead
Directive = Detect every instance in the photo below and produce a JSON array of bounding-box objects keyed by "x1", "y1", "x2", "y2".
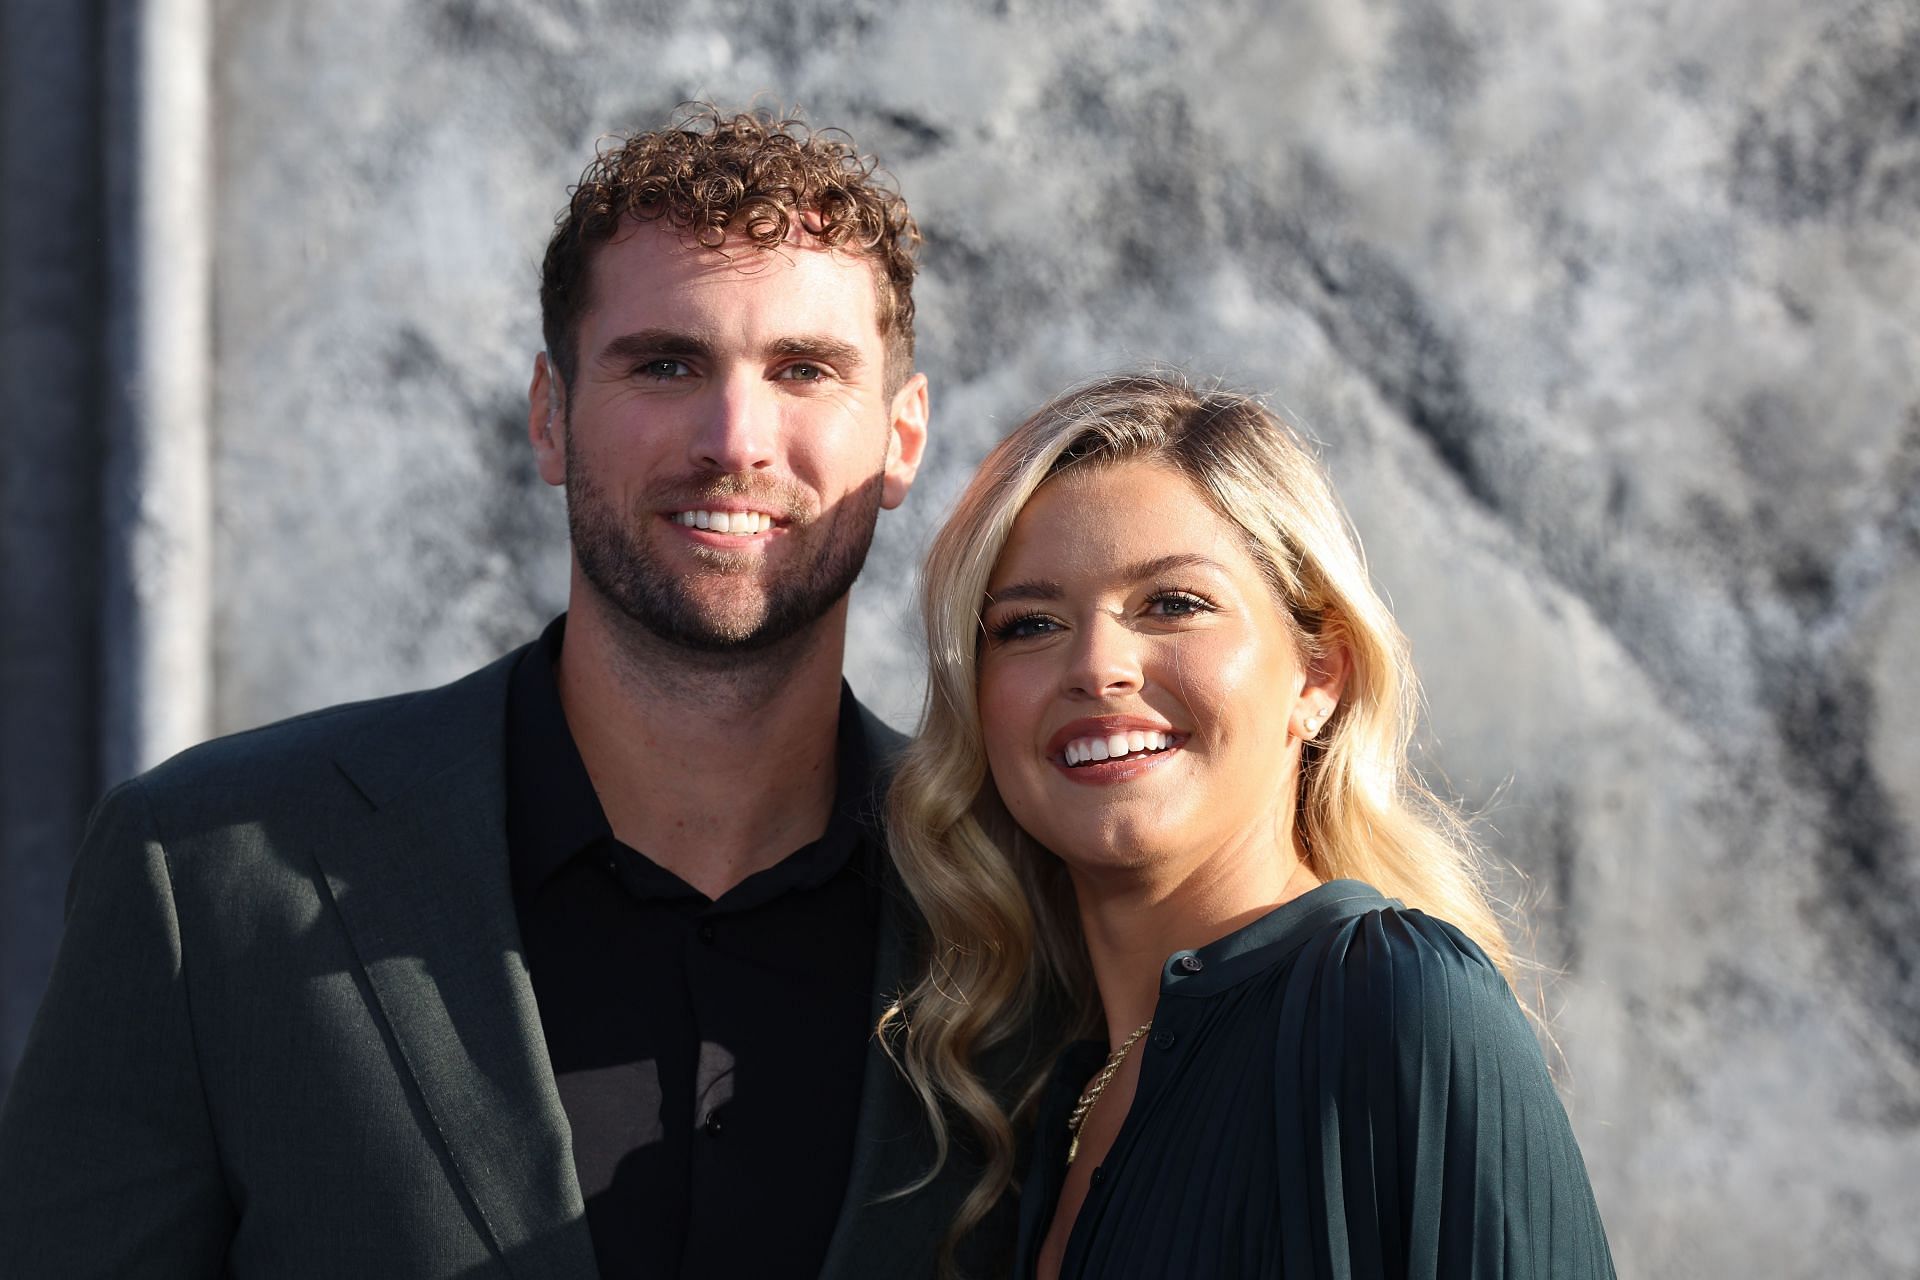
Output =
[
  {"x1": 575, "y1": 216, "x2": 889, "y2": 348},
  {"x1": 602, "y1": 213, "x2": 864, "y2": 277}
]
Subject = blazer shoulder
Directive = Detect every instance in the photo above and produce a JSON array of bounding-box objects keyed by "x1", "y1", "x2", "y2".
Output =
[{"x1": 130, "y1": 644, "x2": 528, "y2": 814}]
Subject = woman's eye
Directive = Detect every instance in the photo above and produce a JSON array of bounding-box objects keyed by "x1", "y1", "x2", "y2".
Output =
[
  {"x1": 987, "y1": 613, "x2": 1059, "y2": 642},
  {"x1": 638, "y1": 359, "x2": 691, "y2": 380},
  {"x1": 1146, "y1": 591, "x2": 1214, "y2": 618}
]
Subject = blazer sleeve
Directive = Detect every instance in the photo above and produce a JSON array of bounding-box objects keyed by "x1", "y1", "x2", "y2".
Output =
[
  {"x1": 0, "y1": 780, "x2": 235, "y2": 1277},
  {"x1": 1275, "y1": 907, "x2": 1617, "y2": 1279}
]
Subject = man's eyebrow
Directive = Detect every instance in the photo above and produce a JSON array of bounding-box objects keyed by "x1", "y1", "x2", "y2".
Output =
[
  {"x1": 591, "y1": 330, "x2": 868, "y2": 374},
  {"x1": 768, "y1": 335, "x2": 866, "y2": 372},
  {"x1": 596, "y1": 329, "x2": 713, "y2": 366}
]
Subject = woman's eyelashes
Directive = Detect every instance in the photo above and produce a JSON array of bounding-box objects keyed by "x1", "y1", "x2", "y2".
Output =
[
  {"x1": 983, "y1": 587, "x2": 1221, "y2": 645},
  {"x1": 985, "y1": 611, "x2": 1060, "y2": 643},
  {"x1": 1143, "y1": 588, "x2": 1217, "y2": 619}
]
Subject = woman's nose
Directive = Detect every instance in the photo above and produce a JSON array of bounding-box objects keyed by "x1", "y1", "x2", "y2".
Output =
[{"x1": 1062, "y1": 614, "x2": 1144, "y2": 699}]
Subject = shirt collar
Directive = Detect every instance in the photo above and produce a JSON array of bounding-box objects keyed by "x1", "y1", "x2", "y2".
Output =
[
  {"x1": 504, "y1": 614, "x2": 877, "y2": 907},
  {"x1": 506, "y1": 615, "x2": 609, "y2": 899},
  {"x1": 1158, "y1": 879, "x2": 1395, "y2": 997}
]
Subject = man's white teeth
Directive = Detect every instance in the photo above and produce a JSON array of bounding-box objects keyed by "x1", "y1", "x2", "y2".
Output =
[
  {"x1": 1063, "y1": 731, "x2": 1173, "y2": 766},
  {"x1": 673, "y1": 510, "x2": 774, "y2": 534}
]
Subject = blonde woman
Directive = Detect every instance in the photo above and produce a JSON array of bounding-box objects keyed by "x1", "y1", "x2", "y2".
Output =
[{"x1": 884, "y1": 374, "x2": 1614, "y2": 1279}]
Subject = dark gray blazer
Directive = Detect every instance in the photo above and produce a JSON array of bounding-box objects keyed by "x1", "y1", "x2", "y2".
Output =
[{"x1": 0, "y1": 647, "x2": 1011, "y2": 1277}]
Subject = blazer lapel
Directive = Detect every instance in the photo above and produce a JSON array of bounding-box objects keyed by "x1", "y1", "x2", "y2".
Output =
[
  {"x1": 320, "y1": 650, "x2": 596, "y2": 1280},
  {"x1": 818, "y1": 703, "x2": 1021, "y2": 1279},
  {"x1": 816, "y1": 874, "x2": 937, "y2": 1280}
]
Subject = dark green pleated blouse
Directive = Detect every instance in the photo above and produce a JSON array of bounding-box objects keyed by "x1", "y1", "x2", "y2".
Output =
[{"x1": 1014, "y1": 880, "x2": 1616, "y2": 1279}]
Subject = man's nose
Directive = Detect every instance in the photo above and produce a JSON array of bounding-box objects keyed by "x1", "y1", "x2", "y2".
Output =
[
  {"x1": 687, "y1": 375, "x2": 776, "y2": 473},
  {"x1": 1063, "y1": 614, "x2": 1144, "y2": 699}
]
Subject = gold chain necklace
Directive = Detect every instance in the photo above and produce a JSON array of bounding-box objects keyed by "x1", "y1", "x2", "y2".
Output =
[{"x1": 1065, "y1": 1021, "x2": 1153, "y2": 1166}]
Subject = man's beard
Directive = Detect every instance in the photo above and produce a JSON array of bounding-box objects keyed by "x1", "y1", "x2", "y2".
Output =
[{"x1": 565, "y1": 437, "x2": 884, "y2": 656}]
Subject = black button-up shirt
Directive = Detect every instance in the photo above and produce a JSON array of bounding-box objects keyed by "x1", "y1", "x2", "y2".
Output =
[{"x1": 506, "y1": 617, "x2": 880, "y2": 1279}]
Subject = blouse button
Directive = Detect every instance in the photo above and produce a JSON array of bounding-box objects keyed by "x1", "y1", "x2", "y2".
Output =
[
  {"x1": 1152, "y1": 1030, "x2": 1176, "y2": 1050},
  {"x1": 1177, "y1": 955, "x2": 1204, "y2": 973},
  {"x1": 1090, "y1": 1166, "x2": 1107, "y2": 1188}
]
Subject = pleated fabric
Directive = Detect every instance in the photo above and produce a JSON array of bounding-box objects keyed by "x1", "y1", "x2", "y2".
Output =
[{"x1": 1013, "y1": 881, "x2": 1615, "y2": 1279}]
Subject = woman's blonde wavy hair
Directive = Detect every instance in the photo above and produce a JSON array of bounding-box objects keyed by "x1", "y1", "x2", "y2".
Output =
[{"x1": 880, "y1": 372, "x2": 1514, "y2": 1275}]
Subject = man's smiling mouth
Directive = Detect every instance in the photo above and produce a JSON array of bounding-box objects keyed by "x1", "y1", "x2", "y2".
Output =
[{"x1": 669, "y1": 509, "x2": 778, "y2": 534}]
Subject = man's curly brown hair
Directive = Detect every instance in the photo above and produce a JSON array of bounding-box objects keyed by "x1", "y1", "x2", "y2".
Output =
[{"x1": 539, "y1": 104, "x2": 921, "y2": 395}]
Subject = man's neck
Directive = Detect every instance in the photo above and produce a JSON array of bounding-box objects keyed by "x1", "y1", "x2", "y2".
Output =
[{"x1": 554, "y1": 588, "x2": 850, "y2": 901}]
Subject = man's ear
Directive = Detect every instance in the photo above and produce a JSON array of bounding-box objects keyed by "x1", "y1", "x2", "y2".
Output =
[
  {"x1": 880, "y1": 371, "x2": 929, "y2": 510},
  {"x1": 527, "y1": 352, "x2": 568, "y2": 487}
]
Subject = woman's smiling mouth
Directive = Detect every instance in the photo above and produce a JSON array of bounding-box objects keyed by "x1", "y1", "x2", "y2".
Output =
[
  {"x1": 1047, "y1": 719, "x2": 1186, "y2": 784},
  {"x1": 1061, "y1": 729, "x2": 1175, "y2": 766}
]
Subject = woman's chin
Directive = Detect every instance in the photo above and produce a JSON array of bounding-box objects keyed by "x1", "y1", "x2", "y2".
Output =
[{"x1": 1036, "y1": 826, "x2": 1181, "y2": 884}]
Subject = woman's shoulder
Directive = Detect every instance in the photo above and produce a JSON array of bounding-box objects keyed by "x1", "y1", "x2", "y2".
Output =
[
  {"x1": 1284, "y1": 881, "x2": 1505, "y2": 981},
  {"x1": 1265, "y1": 889, "x2": 1616, "y2": 1276},
  {"x1": 1272, "y1": 887, "x2": 1541, "y2": 1071}
]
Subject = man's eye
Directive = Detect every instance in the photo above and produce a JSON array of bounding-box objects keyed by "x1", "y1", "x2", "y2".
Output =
[
  {"x1": 779, "y1": 362, "x2": 826, "y2": 382},
  {"x1": 638, "y1": 359, "x2": 691, "y2": 380}
]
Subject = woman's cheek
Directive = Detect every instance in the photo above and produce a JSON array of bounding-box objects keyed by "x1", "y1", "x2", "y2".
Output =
[
  {"x1": 1158, "y1": 633, "x2": 1234, "y2": 742},
  {"x1": 978, "y1": 664, "x2": 1041, "y2": 808}
]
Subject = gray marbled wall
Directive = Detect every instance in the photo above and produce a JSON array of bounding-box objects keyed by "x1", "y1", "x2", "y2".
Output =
[{"x1": 8, "y1": 0, "x2": 1919, "y2": 1272}]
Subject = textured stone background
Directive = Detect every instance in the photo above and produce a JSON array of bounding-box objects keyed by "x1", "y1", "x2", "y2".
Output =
[{"x1": 6, "y1": 0, "x2": 1919, "y2": 1274}]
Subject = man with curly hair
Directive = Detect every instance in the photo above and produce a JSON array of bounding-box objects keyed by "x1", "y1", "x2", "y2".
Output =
[{"x1": 0, "y1": 107, "x2": 1014, "y2": 1278}]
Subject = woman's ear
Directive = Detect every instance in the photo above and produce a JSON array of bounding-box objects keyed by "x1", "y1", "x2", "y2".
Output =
[{"x1": 1294, "y1": 641, "x2": 1352, "y2": 740}]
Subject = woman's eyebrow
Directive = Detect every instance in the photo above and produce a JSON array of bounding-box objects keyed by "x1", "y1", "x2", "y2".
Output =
[
  {"x1": 983, "y1": 580, "x2": 1062, "y2": 605},
  {"x1": 984, "y1": 555, "x2": 1226, "y2": 607},
  {"x1": 1120, "y1": 553, "x2": 1226, "y2": 579}
]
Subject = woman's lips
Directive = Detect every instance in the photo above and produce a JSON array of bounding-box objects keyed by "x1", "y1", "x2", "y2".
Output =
[
  {"x1": 1051, "y1": 740, "x2": 1182, "y2": 785},
  {"x1": 1045, "y1": 717, "x2": 1186, "y2": 785},
  {"x1": 1060, "y1": 727, "x2": 1174, "y2": 766}
]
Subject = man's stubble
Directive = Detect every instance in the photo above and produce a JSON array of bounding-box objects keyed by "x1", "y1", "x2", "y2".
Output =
[{"x1": 563, "y1": 426, "x2": 886, "y2": 663}]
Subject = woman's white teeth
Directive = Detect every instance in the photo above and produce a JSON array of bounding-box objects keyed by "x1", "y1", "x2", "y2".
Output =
[
  {"x1": 674, "y1": 510, "x2": 773, "y2": 534},
  {"x1": 1063, "y1": 731, "x2": 1173, "y2": 766}
]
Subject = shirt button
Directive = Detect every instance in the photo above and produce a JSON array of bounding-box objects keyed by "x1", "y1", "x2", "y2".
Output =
[
  {"x1": 1177, "y1": 955, "x2": 1204, "y2": 973},
  {"x1": 698, "y1": 922, "x2": 715, "y2": 943},
  {"x1": 702, "y1": 1111, "x2": 723, "y2": 1137},
  {"x1": 1152, "y1": 1030, "x2": 1176, "y2": 1050}
]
